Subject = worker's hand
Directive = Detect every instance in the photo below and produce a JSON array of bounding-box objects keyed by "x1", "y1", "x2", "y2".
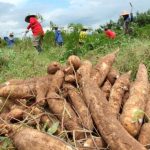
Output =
[{"x1": 25, "y1": 30, "x2": 29, "y2": 34}]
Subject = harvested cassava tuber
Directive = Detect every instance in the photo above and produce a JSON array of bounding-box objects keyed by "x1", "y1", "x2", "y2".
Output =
[
  {"x1": 47, "y1": 70, "x2": 84, "y2": 139},
  {"x1": 63, "y1": 83, "x2": 93, "y2": 130},
  {"x1": 0, "y1": 98, "x2": 16, "y2": 113},
  {"x1": 65, "y1": 75, "x2": 76, "y2": 83},
  {"x1": 10, "y1": 127, "x2": 75, "y2": 150},
  {"x1": 101, "y1": 80, "x2": 112, "y2": 100},
  {"x1": 91, "y1": 51, "x2": 118, "y2": 87},
  {"x1": 122, "y1": 83, "x2": 134, "y2": 107},
  {"x1": 107, "y1": 68, "x2": 120, "y2": 84},
  {"x1": 0, "y1": 84, "x2": 36, "y2": 99},
  {"x1": 109, "y1": 71, "x2": 131, "y2": 118},
  {"x1": 79, "y1": 61, "x2": 146, "y2": 150},
  {"x1": 120, "y1": 64, "x2": 149, "y2": 137},
  {"x1": 47, "y1": 62, "x2": 61, "y2": 74},
  {"x1": 77, "y1": 60, "x2": 92, "y2": 80},
  {"x1": 67, "y1": 55, "x2": 81, "y2": 70},
  {"x1": 47, "y1": 92, "x2": 84, "y2": 139},
  {"x1": 138, "y1": 123, "x2": 150, "y2": 147},
  {"x1": 1, "y1": 78, "x2": 35, "y2": 86},
  {"x1": 5, "y1": 108, "x2": 24, "y2": 122},
  {"x1": 48, "y1": 70, "x2": 64, "y2": 92},
  {"x1": 122, "y1": 91, "x2": 130, "y2": 107},
  {"x1": 36, "y1": 75, "x2": 52, "y2": 105},
  {"x1": 63, "y1": 66, "x2": 74, "y2": 75},
  {"x1": 0, "y1": 75, "x2": 53, "y2": 101},
  {"x1": 143, "y1": 84, "x2": 150, "y2": 121},
  {"x1": 83, "y1": 136, "x2": 106, "y2": 149}
]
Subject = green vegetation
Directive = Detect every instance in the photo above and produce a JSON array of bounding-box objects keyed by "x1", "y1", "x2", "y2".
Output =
[{"x1": 0, "y1": 10, "x2": 150, "y2": 82}]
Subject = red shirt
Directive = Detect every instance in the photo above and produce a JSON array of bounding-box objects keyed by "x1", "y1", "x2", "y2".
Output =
[
  {"x1": 27, "y1": 17, "x2": 44, "y2": 36},
  {"x1": 105, "y1": 29, "x2": 116, "y2": 39}
]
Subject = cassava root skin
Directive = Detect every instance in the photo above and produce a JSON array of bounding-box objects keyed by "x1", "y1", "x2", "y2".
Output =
[
  {"x1": 91, "y1": 51, "x2": 117, "y2": 86},
  {"x1": 83, "y1": 136, "x2": 106, "y2": 149},
  {"x1": 63, "y1": 83, "x2": 94, "y2": 130},
  {"x1": 107, "y1": 68, "x2": 120, "y2": 85},
  {"x1": 47, "y1": 62, "x2": 61, "y2": 74},
  {"x1": 47, "y1": 92, "x2": 85, "y2": 140},
  {"x1": 12, "y1": 127, "x2": 75, "y2": 150},
  {"x1": 101, "y1": 80, "x2": 112, "y2": 100},
  {"x1": 138, "y1": 123, "x2": 150, "y2": 146},
  {"x1": 109, "y1": 71, "x2": 131, "y2": 117},
  {"x1": 120, "y1": 64, "x2": 149, "y2": 137},
  {"x1": 67, "y1": 55, "x2": 81, "y2": 70}
]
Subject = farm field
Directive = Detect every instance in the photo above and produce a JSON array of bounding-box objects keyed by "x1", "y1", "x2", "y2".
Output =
[{"x1": 0, "y1": 8, "x2": 150, "y2": 150}]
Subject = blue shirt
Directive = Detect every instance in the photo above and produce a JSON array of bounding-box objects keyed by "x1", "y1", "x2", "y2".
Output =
[
  {"x1": 4, "y1": 36, "x2": 15, "y2": 48},
  {"x1": 55, "y1": 30, "x2": 63, "y2": 43}
]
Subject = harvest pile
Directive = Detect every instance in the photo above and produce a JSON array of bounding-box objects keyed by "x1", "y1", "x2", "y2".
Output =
[{"x1": 0, "y1": 51, "x2": 149, "y2": 150}]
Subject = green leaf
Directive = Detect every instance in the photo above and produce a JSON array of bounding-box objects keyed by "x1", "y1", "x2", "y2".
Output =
[
  {"x1": 42, "y1": 121, "x2": 49, "y2": 132},
  {"x1": 132, "y1": 108, "x2": 145, "y2": 123},
  {"x1": 47, "y1": 121, "x2": 59, "y2": 135},
  {"x1": 0, "y1": 136, "x2": 7, "y2": 141},
  {"x1": 0, "y1": 137, "x2": 12, "y2": 150}
]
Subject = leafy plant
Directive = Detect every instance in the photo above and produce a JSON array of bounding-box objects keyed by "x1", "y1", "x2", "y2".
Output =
[
  {"x1": 0, "y1": 136, "x2": 13, "y2": 150},
  {"x1": 132, "y1": 109, "x2": 145, "y2": 123},
  {"x1": 47, "y1": 121, "x2": 59, "y2": 135}
]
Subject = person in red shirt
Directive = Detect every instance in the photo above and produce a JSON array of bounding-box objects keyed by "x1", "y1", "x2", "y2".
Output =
[
  {"x1": 25, "y1": 15, "x2": 44, "y2": 52},
  {"x1": 104, "y1": 28, "x2": 116, "y2": 39}
]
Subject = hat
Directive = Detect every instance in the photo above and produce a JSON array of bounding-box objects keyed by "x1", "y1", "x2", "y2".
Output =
[
  {"x1": 82, "y1": 26, "x2": 88, "y2": 31},
  {"x1": 25, "y1": 15, "x2": 37, "y2": 23},
  {"x1": 53, "y1": 26, "x2": 58, "y2": 30},
  {"x1": 121, "y1": 11, "x2": 129, "y2": 16},
  {"x1": 9, "y1": 32, "x2": 14, "y2": 37}
]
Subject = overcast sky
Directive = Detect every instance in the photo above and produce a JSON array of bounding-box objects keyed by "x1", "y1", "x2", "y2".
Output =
[{"x1": 0, "y1": 0, "x2": 150, "y2": 37}]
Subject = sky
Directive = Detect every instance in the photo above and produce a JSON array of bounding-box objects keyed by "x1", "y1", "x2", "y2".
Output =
[{"x1": 0, "y1": 0, "x2": 150, "y2": 37}]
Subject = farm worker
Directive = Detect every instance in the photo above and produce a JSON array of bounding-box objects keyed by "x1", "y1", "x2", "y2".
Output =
[
  {"x1": 79, "y1": 27, "x2": 88, "y2": 45},
  {"x1": 54, "y1": 27, "x2": 63, "y2": 46},
  {"x1": 25, "y1": 15, "x2": 44, "y2": 53},
  {"x1": 4, "y1": 32, "x2": 15, "y2": 48},
  {"x1": 104, "y1": 28, "x2": 116, "y2": 39},
  {"x1": 121, "y1": 10, "x2": 133, "y2": 34}
]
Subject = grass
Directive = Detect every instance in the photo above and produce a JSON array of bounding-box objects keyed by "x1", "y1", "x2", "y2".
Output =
[
  {"x1": 84, "y1": 37, "x2": 150, "y2": 80},
  {"x1": 0, "y1": 42, "x2": 66, "y2": 82},
  {"x1": 0, "y1": 34, "x2": 149, "y2": 83}
]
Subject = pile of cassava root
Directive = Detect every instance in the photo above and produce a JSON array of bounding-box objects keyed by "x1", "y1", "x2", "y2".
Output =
[{"x1": 0, "y1": 50, "x2": 150, "y2": 150}]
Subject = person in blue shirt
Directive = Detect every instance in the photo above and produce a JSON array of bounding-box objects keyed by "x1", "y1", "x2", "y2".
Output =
[
  {"x1": 121, "y1": 11, "x2": 133, "y2": 34},
  {"x1": 4, "y1": 32, "x2": 15, "y2": 48},
  {"x1": 54, "y1": 27, "x2": 63, "y2": 46}
]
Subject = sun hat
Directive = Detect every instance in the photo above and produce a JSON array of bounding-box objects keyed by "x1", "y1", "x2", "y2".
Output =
[
  {"x1": 9, "y1": 32, "x2": 14, "y2": 37},
  {"x1": 82, "y1": 26, "x2": 88, "y2": 31},
  {"x1": 53, "y1": 26, "x2": 58, "y2": 30},
  {"x1": 25, "y1": 15, "x2": 37, "y2": 23},
  {"x1": 121, "y1": 10, "x2": 129, "y2": 16}
]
